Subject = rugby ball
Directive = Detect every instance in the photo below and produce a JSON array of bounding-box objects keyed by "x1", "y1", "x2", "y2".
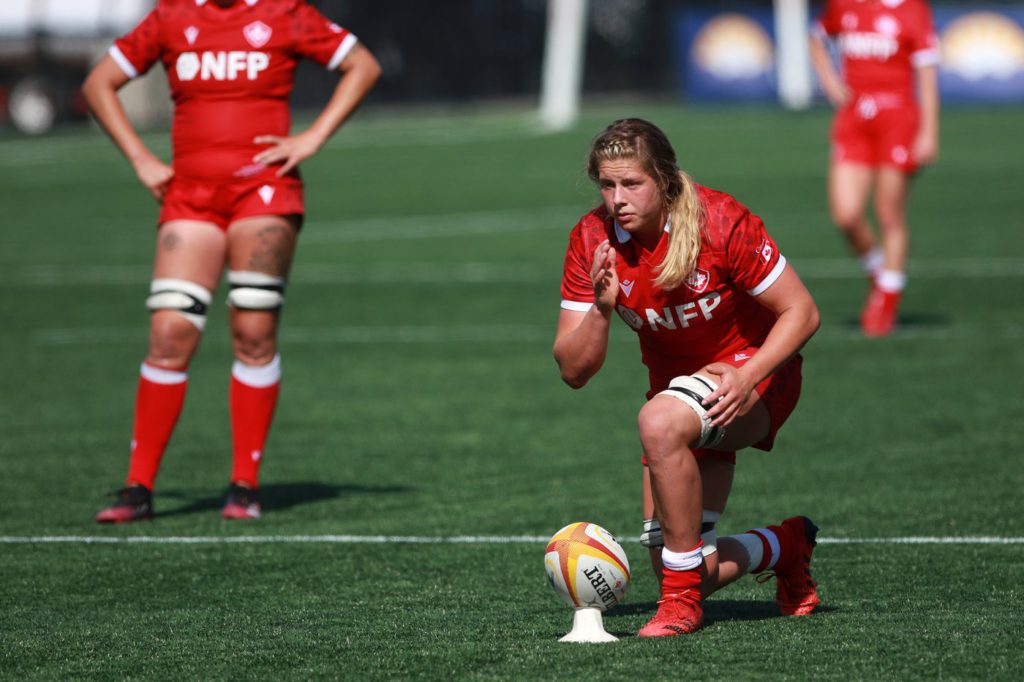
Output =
[{"x1": 544, "y1": 522, "x2": 630, "y2": 611}]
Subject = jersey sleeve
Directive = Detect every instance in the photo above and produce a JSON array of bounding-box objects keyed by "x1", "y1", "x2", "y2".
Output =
[
  {"x1": 291, "y1": 1, "x2": 359, "y2": 70},
  {"x1": 725, "y1": 206, "x2": 787, "y2": 297},
  {"x1": 908, "y1": 1, "x2": 941, "y2": 68},
  {"x1": 560, "y1": 222, "x2": 596, "y2": 311},
  {"x1": 109, "y1": 10, "x2": 162, "y2": 79},
  {"x1": 813, "y1": 0, "x2": 841, "y2": 39}
]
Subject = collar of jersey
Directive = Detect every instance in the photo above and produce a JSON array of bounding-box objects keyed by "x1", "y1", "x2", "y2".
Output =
[
  {"x1": 613, "y1": 219, "x2": 671, "y2": 244},
  {"x1": 196, "y1": 0, "x2": 260, "y2": 7}
]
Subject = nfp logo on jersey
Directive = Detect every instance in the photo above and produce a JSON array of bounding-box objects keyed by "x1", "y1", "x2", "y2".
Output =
[
  {"x1": 176, "y1": 51, "x2": 270, "y2": 81},
  {"x1": 617, "y1": 292, "x2": 722, "y2": 331}
]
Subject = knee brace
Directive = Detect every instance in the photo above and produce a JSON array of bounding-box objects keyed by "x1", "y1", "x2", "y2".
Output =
[
  {"x1": 657, "y1": 374, "x2": 726, "y2": 448},
  {"x1": 700, "y1": 510, "x2": 721, "y2": 557},
  {"x1": 227, "y1": 271, "x2": 286, "y2": 310},
  {"x1": 146, "y1": 278, "x2": 212, "y2": 330},
  {"x1": 640, "y1": 511, "x2": 720, "y2": 556}
]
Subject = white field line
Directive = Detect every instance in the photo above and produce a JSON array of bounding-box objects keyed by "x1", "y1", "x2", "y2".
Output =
[
  {"x1": 0, "y1": 535, "x2": 1021, "y2": 545},
  {"x1": 8, "y1": 257, "x2": 1024, "y2": 287}
]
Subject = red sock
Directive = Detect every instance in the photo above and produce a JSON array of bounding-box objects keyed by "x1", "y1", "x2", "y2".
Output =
[
  {"x1": 126, "y1": 362, "x2": 189, "y2": 490},
  {"x1": 229, "y1": 355, "x2": 281, "y2": 488},
  {"x1": 661, "y1": 541, "x2": 704, "y2": 597},
  {"x1": 661, "y1": 565, "x2": 702, "y2": 597}
]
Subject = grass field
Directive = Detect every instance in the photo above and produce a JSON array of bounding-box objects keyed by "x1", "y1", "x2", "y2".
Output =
[{"x1": 1, "y1": 104, "x2": 1022, "y2": 679}]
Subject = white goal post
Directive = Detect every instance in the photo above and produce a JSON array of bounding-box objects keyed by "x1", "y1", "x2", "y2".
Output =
[
  {"x1": 774, "y1": 0, "x2": 814, "y2": 110},
  {"x1": 539, "y1": 0, "x2": 589, "y2": 131}
]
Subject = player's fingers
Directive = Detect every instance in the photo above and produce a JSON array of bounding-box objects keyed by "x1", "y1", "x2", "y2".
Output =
[
  {"x1": 705, "y1": 394, "x2": 729, "y2": 419},
  {"x1": 709, "y1": 397, "x2": 737, "y2": 425},
  {"x1": 700, "y1": 365, "x2": 728, "y2": 403},
  {"x1": 703, "y1": 382, "x2": 730, "y2": 408},
  {"x1": 254, "y1": 147, "x2": 288, "y2": 164},
  {"x1": 277, "y1": 157, "x2": 298, "y2": 177},
  {"x1": 254, "y1": 135, "x2": 283, "y2": 145}
]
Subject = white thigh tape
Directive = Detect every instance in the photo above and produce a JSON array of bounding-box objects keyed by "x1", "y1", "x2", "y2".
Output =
[{"x1": 657, "y1": 375, "x2": 726, "y2": 448}]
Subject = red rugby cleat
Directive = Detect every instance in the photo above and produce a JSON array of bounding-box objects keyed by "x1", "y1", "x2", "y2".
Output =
[
  {"x1": 770, "y1": 516, "x2": 820, "y2": 616},
  {"x1": 95, "y1": 485, "x2": 153, "y2": 524},
  {"x1": 221, "y1": 483, "x2": 261, "y2": 520},
  {"x1": 860, "y1": 286, "x2": 901, "y2": 337},
  {"x1": 638, "y1": 589, "x2": 703, "y2": 637}
]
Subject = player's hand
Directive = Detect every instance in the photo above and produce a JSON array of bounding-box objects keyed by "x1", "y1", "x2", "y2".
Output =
[
  {"x1": 701, "y1": 363, "x2": 756, "y2": 427},
  {"x1": 912, "y1": 130, "x2": 939, "y2": 166},
  {"x1": 253, "y1": 130, "x2": 325, "y2": 177},
  {"x1": 131, "y1": 153, "x2": 174, "y2": 203},
  {"x1": 590, "y1": 240, "x2": 619, "y2": 314}
]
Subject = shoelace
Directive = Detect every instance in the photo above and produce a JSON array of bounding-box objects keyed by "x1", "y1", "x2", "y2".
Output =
[{"x1": 656, "y1": 591, "x2": 702, "y2": 608}]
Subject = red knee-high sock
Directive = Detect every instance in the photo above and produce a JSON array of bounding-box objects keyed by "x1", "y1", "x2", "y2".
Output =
[
  {"x1": 126, "y1": 362, "x2": 189, "y2": 490},
  {"x1": 745, "y1": 524, "x2": 784, "y2": 573},
  {"x1": 229, "y1": 354, "x2": 281, "y2": 488}
]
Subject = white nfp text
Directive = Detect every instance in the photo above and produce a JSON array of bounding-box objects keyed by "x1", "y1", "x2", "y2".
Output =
[
  {"x1": 617, "y1": 292, "x2": 722, "y2": 331},
  {"x1": 176, "y1": 51, "x2": 270, "y2": 81}
]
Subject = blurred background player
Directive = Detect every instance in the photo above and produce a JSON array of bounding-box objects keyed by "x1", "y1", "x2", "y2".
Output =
[
  {"x1": 85, "y1": 0, "x2": 380, "y2": 522},
  {"x1": 553, "y1": 119, "x2": 821, "y2": 637},
  {"x1": 810, "y1": 0, "x2": 941, "y2": 337}
]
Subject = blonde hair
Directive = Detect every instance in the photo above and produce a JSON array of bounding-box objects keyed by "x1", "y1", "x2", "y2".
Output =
[{"x1": 586, "y1": 119, "x2": 705, "y2": 290}]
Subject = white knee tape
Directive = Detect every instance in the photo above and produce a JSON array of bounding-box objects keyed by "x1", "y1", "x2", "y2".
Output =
[
  {"x1": 227, "y1": 271, "x2": 285, "y2": 310},
  {"x1": 146, "y1": 278, "x2": 212, "y2": 330},
  {"x1": 641, "y1": 512, "x2": 719, "y2": 555},
  {"x1": 640, "y1": 518, "x2": 663, "y2": 548},
  {"x1": 657, "y1": 374, "x2": 726, "y2": 448},
  {"x1": 701, "y1": 510, "x2": 721, "y2": 557}
]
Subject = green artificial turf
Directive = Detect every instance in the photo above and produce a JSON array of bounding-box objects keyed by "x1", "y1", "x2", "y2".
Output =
[{"x1": 1, "y1": 104, "x2": 1022, "y2": 679}]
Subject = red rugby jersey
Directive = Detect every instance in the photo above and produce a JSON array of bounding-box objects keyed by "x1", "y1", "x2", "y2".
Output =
[
  {"x1": 560, "y1": 186, "x2": 787, "y2": 392},
  {"x1": 110, "y1": 0, "x2": 358, "y2": 181},
  {"x1": 814, "y1": 0, "x2": 939, "y2": 104}
]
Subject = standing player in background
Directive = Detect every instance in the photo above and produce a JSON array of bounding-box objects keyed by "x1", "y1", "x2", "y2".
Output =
[
  {"x1": 84, "y1": 0, "x2": 380, "y2": 522},
  {"x1": 810, "y1": 0, "x2": 940, "y2": 336},
  {"x1": 554, "y1": 119, "x2": 821, "y2": 637}
]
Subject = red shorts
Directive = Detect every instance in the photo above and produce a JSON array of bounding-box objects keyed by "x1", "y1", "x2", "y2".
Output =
[
  {"x1": 832, "y1": 95, "x2": 920, "y2": 173},
  {"x1": 159, "y1": 175, "x2": 305, "y2": 230},
  {"x1": 641, "y1": 350, "x2": 803, "y2": 466}
]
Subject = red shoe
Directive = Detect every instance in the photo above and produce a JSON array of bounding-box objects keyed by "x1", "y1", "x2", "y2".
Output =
[
  {"x1": 221, "y1": 483, "x2": 261, "y2": 520},
  {"x1": 638, "y1": 589, "x2": 703, "y2": 637},
  {"x1": 860, "y1": 286, "x2": 901, "y2": 337},
  {"x1": 96, "y1": 485, "x2": 153, "y2": 524},
  {"x1": 770, "y1": 516, "x2": 820, "y2": 616}
]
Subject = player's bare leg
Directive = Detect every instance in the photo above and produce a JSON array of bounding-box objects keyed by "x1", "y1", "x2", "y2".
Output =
[
  {"x1": 874, "y1": 167, "x2": 910, "y2": 273},
  {"x1": 637, "y1": 382, "x2": 819, "y2": 617},
  {"x1": 637, "y1": 396, "x2": 706, "y2": 636},
  {"x1": 227, "y1": 215, "x2": 297, "y2": 364},
  {"x1": 97, "y1": 220, "x2": 226, "y2": 523},
  {"x1": 695, "y1": 457, "x2": 736, "y2": 592},
  {"x1": 642, "y1": 456, "x2": 735, "y2": 592},
  {"x1": 148, "y1": 220, "x2": 228, "y2": 368},
  {"x1": 829, "y1": 162, "x2": 881, "y2": 274},
  {"x1": 220, "y1": 214, "x2": 299, "y2": 518},
  {"x1": 860, "y1": 166, "x2": 909, "y2": 335}
]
